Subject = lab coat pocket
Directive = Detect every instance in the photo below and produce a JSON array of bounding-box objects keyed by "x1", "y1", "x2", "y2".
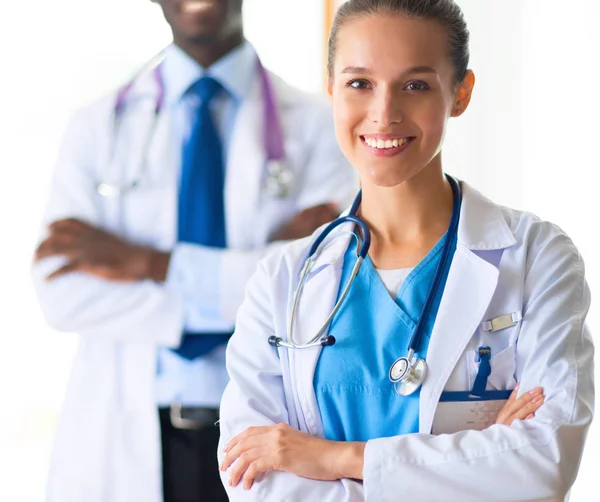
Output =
[
  {"x1": 121, "y1": 185, "x2": 175, "y2": 246},
  {"x1": 432, "y1": 391, "x2": 512, "y2": 435},
  {"x1": 467, "y1": 344, "x2": 517, "y2": 391}
]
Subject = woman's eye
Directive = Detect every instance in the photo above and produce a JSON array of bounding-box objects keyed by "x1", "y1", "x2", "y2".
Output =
[
  {"x1": 404, "y1": 81, "x2": 430, "y2": 91},
  {"x1": 347, "y1": 79, "x2": 371, "y2": 90}
]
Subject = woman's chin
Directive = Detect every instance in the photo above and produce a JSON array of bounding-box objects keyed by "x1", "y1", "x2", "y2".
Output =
[{"x1": 360, "y1": 169, "x2": 414, "y2": 189}]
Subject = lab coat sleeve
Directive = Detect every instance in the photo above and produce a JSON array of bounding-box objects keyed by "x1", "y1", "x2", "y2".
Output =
[
  {"x1": 167, "y1": 242, "x2": 288, "y2": 329},
  {"x1": 218, "y1": 255, "x2": 365, "y2": 502},
  {"x1": 165, "y1": 243, "x2": 225, "y2": 330},
  {"x1": 362, "y1": 225, "x2": 594, "y2": 502},
  {"x1": 31, "y1": 105, "x2": 185, "y2": 346}
]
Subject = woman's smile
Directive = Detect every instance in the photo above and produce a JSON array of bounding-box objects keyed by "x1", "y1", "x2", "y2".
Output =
[{"x1": 360, "y1": 134, "x2": 416, "y2": 157}]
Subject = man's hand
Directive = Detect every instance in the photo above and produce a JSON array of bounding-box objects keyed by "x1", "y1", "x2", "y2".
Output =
[
  {"x1": 269, "y1": 203, "x2": 340, "y2": 242},
  {"x1": 35, "y1": 218, "x2": 170, "y2": 282}
]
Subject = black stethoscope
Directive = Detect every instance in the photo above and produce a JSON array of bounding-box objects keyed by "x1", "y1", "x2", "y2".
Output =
[{"x1": 269, "y1": 175, "x2": 462, "y2": 396}]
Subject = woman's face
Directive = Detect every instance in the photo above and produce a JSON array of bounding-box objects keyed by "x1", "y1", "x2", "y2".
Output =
[{"x1": 329, "y1": 14, "x2": 473, "y2": 188}]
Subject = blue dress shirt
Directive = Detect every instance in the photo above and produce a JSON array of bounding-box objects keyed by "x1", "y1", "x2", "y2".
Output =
[{"x1": 157, "y1": 42, "x2": 255, "y2": 407}]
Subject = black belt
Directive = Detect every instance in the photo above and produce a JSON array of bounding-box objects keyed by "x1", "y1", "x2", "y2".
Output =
[{"x1": 160, "y1": 404, "x2": 220, "y2": 430}]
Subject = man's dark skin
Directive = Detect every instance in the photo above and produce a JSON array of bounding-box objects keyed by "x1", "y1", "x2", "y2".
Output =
[{"x1": 35, "y1": 0, "x2": 339, "y2": 282}]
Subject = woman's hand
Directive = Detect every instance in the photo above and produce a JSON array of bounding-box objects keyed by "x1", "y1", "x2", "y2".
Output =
[
  {"x1": 220, "y1": 423, "x2": 365, "y2": 490},
  {"x1": 495, "y1": 385, "x2": 544, "y2": 425},
  {"x1": 219, "y1": 386, "x2": 543, "y2": 490}
]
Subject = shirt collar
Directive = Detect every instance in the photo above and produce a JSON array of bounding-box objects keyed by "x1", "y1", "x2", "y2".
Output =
[
  {"x1": 312, "y1": 181, "x2": 518, "y2": 271},
  {"x1": 160, "y1": 41, "x2": 257, "y2": 105},
  {"x1": 457, "y1": 182, "x2": 517, "y2": 251}
]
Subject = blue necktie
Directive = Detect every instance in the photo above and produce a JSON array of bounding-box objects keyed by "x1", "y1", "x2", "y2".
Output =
[{"x1": 173, "y1": 77, "x2": 232, "y2": 360}]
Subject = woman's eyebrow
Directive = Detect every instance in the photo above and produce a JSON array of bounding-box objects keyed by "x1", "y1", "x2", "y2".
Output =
[
  {"x1": 403, "y1": 66, "x2": 438, "y2": 76},
  {"x1": 340, "y1": 66, "x2": 371, "y2": 74},
  {"x1": 340, "y1": 65, "x2": 438, "y2": 76}
]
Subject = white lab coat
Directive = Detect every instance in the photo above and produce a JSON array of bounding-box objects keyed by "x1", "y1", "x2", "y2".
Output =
[
  {"x1": 219, "y1": 181, "x2": 594, "y2": 502},
  {"x1": 32, "y1": 67, "x2": 357, "y2": 502}
]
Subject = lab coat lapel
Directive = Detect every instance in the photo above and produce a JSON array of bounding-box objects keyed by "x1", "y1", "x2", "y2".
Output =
[
  {"x1": 224, "y1": 74, "x2": 265, "y2": 248},
  {"x1": 288, "y1": 227, "x2": 353, "y2": 436},
  {"x1": 102, "y1": 71, "x2": 177, "y2": 243},
  {"x1": 419, "y1": 182, "x2": 517, "y2": 432},
  {"x1": 419, "y1": 245, "x2": 499, "y2": 432}
]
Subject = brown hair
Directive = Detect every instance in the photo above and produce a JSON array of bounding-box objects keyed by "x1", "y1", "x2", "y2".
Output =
[{"x1": 328, "y1": 0, "x2": 470, "y2": 84}]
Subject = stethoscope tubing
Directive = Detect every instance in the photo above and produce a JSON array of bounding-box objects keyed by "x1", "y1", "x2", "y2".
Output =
[
  {"x1": 100, "y1": 50, "x2": 289, "y2": 197},
  {"x1": 274, "y1": 175, "x2": 462, "y2": 354}
]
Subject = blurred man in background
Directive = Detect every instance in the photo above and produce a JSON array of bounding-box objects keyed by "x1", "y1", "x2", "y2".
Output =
[{"x1": 32, "y1": 1, "x2": 356, "y2": 501}]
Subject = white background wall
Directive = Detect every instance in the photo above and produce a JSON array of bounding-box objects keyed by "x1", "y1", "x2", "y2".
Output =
[
  {"x1": 0, "y1": 0, "x2": 597, "y2": 500},
  {"x1": 446, "y1": 2, "x2": 599, "y2": 499}
]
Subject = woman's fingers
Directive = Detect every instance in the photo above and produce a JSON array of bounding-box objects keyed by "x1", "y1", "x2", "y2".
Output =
[
  {"x1": 242, "y1": 456, "x2": 272, "y2": 490},
  {"x1": 221, "y1": 434, "x2": 264, "y2": 471},
  {"x1": 227, "y1": 446, "x2": 267, "y2": 488},
  {"x1": 506, "y1": 383, "x2": 520, "y2": 404},
  {"x1": 496, "y1": 386, "x2": 544, "y2": 425},
  {"x1": 221, "y1": 423, "x2": 344, "y2": 487},
  {"x1": 224, "y1": 426, "x2": 267, "y2": 454},
  {"x1": 509, "y1": 394, "x2": 544, "y2": 422},
  {"x1": 504, "y1": 386, "x2": 542, "y2": 416},
  {"x1": 222, "y1": 424, "x2": 290, "y2": 484}
]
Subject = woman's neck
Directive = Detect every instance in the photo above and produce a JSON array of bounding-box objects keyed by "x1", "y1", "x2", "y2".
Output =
[{"x1": 360, "y1": 165, "x2": 454, "y2": 269}]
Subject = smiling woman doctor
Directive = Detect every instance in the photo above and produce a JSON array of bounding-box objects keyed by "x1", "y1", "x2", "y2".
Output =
[{"x1": 218, "y1": 0, "x2": 594, "y2": 500}]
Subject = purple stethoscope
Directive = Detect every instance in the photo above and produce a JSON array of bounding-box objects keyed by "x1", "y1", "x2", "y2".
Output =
[{"x1": 97, "y1": 52, "x2": 292, "y2": 199}]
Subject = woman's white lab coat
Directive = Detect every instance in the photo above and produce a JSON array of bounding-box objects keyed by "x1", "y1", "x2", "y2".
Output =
[
  {"x1": 218, "y1": 181, "x2": 594, "y2": 502},
  {"x1": 32, "y1": 66, "x2": 356, "y2": 502}
]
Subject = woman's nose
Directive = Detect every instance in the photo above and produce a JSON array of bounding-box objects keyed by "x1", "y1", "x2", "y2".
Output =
[{"x1": 368, "y1": 90, "x2": 403, "y2": 126}]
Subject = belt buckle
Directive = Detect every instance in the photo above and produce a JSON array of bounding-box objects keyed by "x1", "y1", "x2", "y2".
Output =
[{"x1": 169, "y1": 402, "x2": 203, "y2": 430}]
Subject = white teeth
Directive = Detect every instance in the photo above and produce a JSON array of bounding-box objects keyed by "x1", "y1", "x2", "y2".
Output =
[
  {"x1": 364, "y1": 137, "x2": 410, "y2": 149},
  {"x1": 182, "y1": 1, "x2": 213, "y2": 13}
]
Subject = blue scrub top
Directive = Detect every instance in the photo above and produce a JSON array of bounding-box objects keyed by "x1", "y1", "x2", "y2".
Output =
[{"x1": 314, "y1": 230, "x2": 457, "y2": 442}]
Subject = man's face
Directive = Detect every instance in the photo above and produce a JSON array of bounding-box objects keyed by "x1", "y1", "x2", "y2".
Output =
[{"x1": 153, "y1": 0, "x2": 243, "y2": 45}]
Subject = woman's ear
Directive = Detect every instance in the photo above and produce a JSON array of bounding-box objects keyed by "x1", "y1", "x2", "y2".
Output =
[
  {"x1": 451, "y1": 70, "x2": 475, "y2": 117},
  {"x1": 327, "y1": 77, "x2": 334, "y2": 104}
]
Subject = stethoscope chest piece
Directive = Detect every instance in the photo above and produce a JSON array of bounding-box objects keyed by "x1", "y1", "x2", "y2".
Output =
[
  {"x1": 97, "y1": 183, "x2": 122, "y2": 198},
  {"x1": 389, "y1": 355, "x2": 427, "y2": 396},
  {"x1": 265, "y1": 159, "x2": 293, "y2": 198}
]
